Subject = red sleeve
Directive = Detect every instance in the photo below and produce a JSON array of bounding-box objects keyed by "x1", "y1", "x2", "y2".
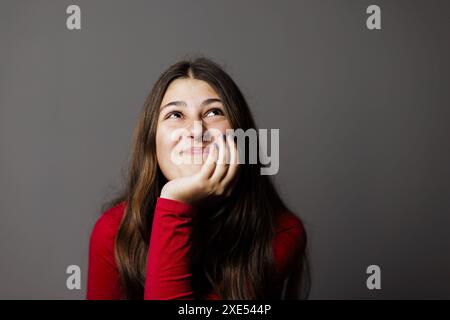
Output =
[
  {"x1": 273, "y1": 212, "x2": 307, "y2": 281},
  {"x1": 144, "y1": 197, "x2": 197, "y2": 300},
  {"x1": 86, "y1": 209, "x2": 123, "y2": 300},
  {"x1": 273, "y1": 214, "x2": 308, "y2": 299}
]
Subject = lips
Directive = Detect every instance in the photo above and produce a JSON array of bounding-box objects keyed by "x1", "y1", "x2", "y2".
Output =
[{"x1": 181, "y1": 146, "x2": 210, "y2": 155}]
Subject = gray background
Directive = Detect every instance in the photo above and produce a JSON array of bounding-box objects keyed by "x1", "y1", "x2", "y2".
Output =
[{"x1": 1, "y1": 0, "x2": 449, "y2": 299}]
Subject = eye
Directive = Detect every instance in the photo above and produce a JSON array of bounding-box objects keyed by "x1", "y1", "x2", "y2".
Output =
[
  {"x1": 205, "y1": 108, "x2": 225, "y2": 117},
  {"x1": 166, "y1": 111, "x2": 183, "y2": 119}
]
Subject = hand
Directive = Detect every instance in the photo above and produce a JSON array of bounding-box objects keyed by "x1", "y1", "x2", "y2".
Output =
[{"x1": 160, "y1": 134, "x2": 239, "y2": 206}]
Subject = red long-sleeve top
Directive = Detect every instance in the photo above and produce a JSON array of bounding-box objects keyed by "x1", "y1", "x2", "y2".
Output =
[{"x1": 87, "y1": 197, "x2": 306, "y2": 300}]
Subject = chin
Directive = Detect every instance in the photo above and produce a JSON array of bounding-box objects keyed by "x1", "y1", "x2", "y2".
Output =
[{"x1": 178, "y1": 164, "x2": 203, "y2": 177}]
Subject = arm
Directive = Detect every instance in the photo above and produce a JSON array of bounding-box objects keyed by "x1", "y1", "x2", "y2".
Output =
[
  {"x1": 145, "y1": 134, "x2": 239, "y2": 299},
  {"x1": 144, "y1": 197, "x2": 197, "y2": 300}
]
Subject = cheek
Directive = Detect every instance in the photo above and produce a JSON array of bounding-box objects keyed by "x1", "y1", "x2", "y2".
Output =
[
  {"x1": 156, "y1": 127, "x2": 178, "y2": 162},
  {"x1": 156, "y1": 126, "x2": 182, "y2": 181},
  {"x1": 205, "y1": 121, "x2": 233, "y2": 140},
  {"x1": 219, "y1": 120, "x2": 233, "y2": 133}
]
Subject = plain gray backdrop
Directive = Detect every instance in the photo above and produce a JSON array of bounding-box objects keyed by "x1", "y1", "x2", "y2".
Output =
[{"x1": 1, "y1": 0, "x2": 449, "y2": 299}]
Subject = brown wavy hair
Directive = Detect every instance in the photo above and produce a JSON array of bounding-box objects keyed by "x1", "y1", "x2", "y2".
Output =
[{"x1": 103, "y1": 57, "x2": 309, "y2": 299}]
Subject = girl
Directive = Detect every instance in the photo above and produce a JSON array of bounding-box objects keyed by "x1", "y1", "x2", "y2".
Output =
[{"x1": 87, "y1": 57, "x2": 309, "y2": 300}]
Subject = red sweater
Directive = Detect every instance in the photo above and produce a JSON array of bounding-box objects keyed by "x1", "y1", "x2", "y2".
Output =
[{"x1": 87, "y1": 197, "x2": 306, "y2": 300}]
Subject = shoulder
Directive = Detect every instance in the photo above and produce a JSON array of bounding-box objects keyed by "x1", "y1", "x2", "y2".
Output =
[
  {"x1": 92, "y1": 202, "x2": 126, "y2": 236},
  {"x1": 274, "y1": 209, "x2": 307, "y2": 249},
  {"x1": 272, "y1": 209, "x2": 307, "y2": 278},
  {"x1": 89, "y1": 202, "x2": 126, "y2": 255}
]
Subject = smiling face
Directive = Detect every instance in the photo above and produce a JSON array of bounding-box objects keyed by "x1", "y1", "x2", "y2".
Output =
[{"x1": 156, "y1": 77, "x2": 232, "y2": 180}]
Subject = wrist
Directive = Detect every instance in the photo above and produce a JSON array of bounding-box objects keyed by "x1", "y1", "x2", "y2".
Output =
[
  {"x1": 159, "y1": 188, "x2": 171, "y2": 200},
  {"x1": 160, "y1": 188, "x2": 188, "y2": 204},
  {"x1": 155, "y1": 197, "x2": 198, "y2": 217}
]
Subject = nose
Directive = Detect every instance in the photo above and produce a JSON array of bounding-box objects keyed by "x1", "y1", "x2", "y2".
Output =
[{"x1": 187, "y1": 119, "x2": 206, "y2": 142}]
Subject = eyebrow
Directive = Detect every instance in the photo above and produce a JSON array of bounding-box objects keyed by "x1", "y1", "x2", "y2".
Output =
[{"x1": 160, "y1": 98, "x2": 223, "y2": 111}]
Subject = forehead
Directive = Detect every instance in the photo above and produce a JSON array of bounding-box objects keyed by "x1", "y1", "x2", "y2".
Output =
[{"x1": 161, "y1": 78, "x2": 220, "y2": 106}]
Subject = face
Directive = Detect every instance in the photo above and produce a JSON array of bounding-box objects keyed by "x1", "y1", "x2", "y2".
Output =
[{"x1": 156, "y1": 78, "x2": 232, "y2": 180}]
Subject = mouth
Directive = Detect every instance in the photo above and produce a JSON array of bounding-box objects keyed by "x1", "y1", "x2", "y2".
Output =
[{"x1": 181, "y1": 146, "x2": 210, "y2": 155}]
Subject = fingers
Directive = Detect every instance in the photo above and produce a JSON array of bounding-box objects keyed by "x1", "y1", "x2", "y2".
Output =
[
  {"x1": 198, "y1": 142, "x2": 218, "y2": 179},
  {"x1": 198, "y1": 133, "x2": 239, "y2": 198},
  {"x1": 220, "y1": 133, "x2": 239, "y2": 190},
  {"x1": 210, "y1": 134, "x2": 229, "y2": 182}
]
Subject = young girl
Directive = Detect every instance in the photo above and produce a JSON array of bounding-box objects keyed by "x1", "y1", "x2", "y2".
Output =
[{"x1": 87, "y1": 57, "x2": 308, "y2": 300}]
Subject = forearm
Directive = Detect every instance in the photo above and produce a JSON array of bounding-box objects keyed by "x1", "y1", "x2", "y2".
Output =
[{"x1": 144, "y1": 197, "x2": 197, "y2": 300}]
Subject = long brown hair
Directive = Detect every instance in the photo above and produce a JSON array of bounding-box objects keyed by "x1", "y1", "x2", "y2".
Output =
[{"x1": 104, "y1": 57, "x2": 306, "y2": 299}]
